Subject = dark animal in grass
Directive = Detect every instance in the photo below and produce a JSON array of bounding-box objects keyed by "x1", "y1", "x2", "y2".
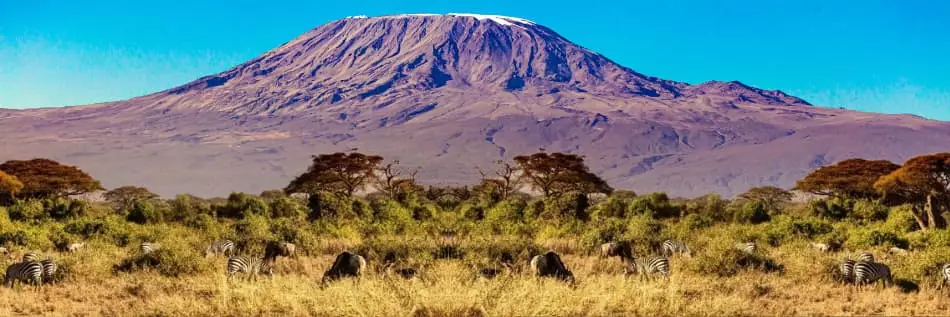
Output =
[
  {"x1": 530, "y1": 251, "x2": 575, "y2": 284},
  {"x1": 264, "y1": 241, "x2": 296, "y2": 261},
  {"x1": 322, "y1": 251, "x2": 367, "y2": 283},
  {"x1": 600, "y1": 242, "x2": 632, "y2": 262}
]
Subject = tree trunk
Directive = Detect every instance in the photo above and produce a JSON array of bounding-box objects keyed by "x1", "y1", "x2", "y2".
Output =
[
  {"x1": 910, "y1": 205, "x2": 929, "y2": 231},
  {"x1": 926, "y1": 194, "x2": 937, "y2": 229}
]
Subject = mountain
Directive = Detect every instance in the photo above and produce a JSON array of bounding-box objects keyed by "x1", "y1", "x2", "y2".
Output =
[{"x1": 2, "y1": 14, "x2": 948, "y2": 197}]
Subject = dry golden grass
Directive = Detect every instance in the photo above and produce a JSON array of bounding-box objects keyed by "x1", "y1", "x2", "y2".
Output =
[{"x1": 2, "y1": 243, "x2": 949, "y2": 317}]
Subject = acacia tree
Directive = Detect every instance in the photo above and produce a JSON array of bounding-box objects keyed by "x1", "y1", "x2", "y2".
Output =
[
  {"x1": 104, "y1": 186, "x2": 159, "y2": 213},
  {"x1": 738, "y1": 186, "x2": 793, "y2": 214},
  {"x1": 513, "y1": 152, "x2": 612, "y2": 197},
  {"x1": 0, "y1": 158, "x2": 103, "y2": 198},
  {"x1": 794, "y1": 158, "x2": 899, "y2": 199},
  {"x1": 476, "y1": 160, "x2": 524, "y2": 200},
  {"x1": 0, "y1": 170, "x2": 24, "y2": 204},
  {"x1": 374, "y1": 160, "x2": 421, "y2": 201},
  {"x1": 875, "y1": 153, "x2": 950, "y2": 231},
  {"x1": 284, "y1": 152, "x2": 384, "y2": 198}
]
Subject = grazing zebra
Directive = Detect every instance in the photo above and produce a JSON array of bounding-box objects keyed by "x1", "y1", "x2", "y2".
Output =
[
  {"x1": 226, "y1": 256, "x2": 273, "y2": 281},
  {"x1": 840, "y1": 259, "x2": 856, "y2": 283},
  {"x1": 205, "y1": 239, "x2": 236, "y2": 258},
  {"x1": 857, "y1": 251, "x2": 874, "y2": 263},
  {"x1": 21, "y1": 251, "x2": 39, "y2": 263},
  {"x1": 735, "y1": 242, "x2": 757, "y2": 254},
  {"x1": 854, "y1": 261, "x2": 892, "y2": 287},
  {"x1": 808, "y1": 242, "x2": 830, "y2": 253},
  {"x1": 40, "y1": 258, "x2": 57, "y2": 285},
  {"x1": 624, "y1": 255, "x2": 670, "y2": 280},
  {"x1": 942, "y1": 263, "x2": 950, "y2": 286},
  {"x1": 3, "y1": 261, "x2": 43, "y2": 287},
  {"x1": 140, "y1": 242, "x2": 161, "y2": 255},
  {"x1": 67, "y1": 242, "x2": 86, "y2": 253},
  {"x1": 661, "y1": 239, "x2": 692, "y2": 257}
]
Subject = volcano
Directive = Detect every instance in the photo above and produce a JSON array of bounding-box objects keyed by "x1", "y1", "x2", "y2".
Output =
[{"x1": 2, "y1": 14, "x2": 948, "y2": 197}]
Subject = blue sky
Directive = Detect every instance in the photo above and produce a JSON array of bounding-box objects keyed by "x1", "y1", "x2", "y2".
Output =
[{"x1": 1, "y1": 0, "x2": 948, "y2": 120}]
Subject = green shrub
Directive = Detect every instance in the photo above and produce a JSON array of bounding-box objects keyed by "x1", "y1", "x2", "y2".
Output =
[
  {"x1": 233, "y1": 214, "x2": 274, "y2": 253},
  {"x1": 852, "y1": 199, "x2": 889, "y2": 222},
  {"x1": 729, "y1": 201, "x2": 770, "y2": 224},
  {"x1": 590, "y1": 197, "x2": 627, "y2": 220},
  {"x1": 127, "y1": 200, "x2": 164, "y2": 224},
  {"x1": 44, "y1": 198, "x2": 90, "y2": 219},
  {"x1": 845, "y1": 226, "x2": 908, "y2": 250},
  {"x1": 688, "y1": 239, "x2": 783, "y2": 277},
  {"x1": 269, "y1": 196, "x2": 306, "y2": 219},
  {"x1": 891, "y1": 247, "x2": 950, "y2": 288},
  {"x1": 628, "y1": 192, "x2": 680, "y2": 219},
  {"x1": 808, "y1": 197, "x2": 852, "y2": 220},
  {"x1": 8, "y1": 200, "x2": 45, "y2": 222},
  {"x1": 114, "y1": 237, "x2": 213, "y2": 277},
  {"x1": 885, "y1": 205, "x2": 920, "y2": 233},
  {"x1": 485, "y1": 198, "x2": 526, "y2": 223}
]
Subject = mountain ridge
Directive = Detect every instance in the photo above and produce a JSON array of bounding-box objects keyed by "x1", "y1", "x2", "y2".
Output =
[{"x1": 1, "y1": 14, "x2": 948, "y2": 197}]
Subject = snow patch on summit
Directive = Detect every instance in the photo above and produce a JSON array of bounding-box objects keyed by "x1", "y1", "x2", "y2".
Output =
[{"x1": 446, "y1": 13, "x2": 536, "y2": 26}]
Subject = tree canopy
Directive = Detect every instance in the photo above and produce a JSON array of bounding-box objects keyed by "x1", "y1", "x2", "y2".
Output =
[
  {"x1": 513, "y1": 152, "x2": 612, "y2": 197},
  {"x1": 104, "y1": 186, "x2": 160, "y2": 212},
  {"x1": 738, "y1": 186, "x2": 793, "y2": 214},
  {"x1": 794, "y1": 158, "x2": 899, "y2": 199},
  {"x1": 0, "y1": 170, "x2": 24, "y2": 201},
  {"x1": 285, "y1": 152, "x2": 384, "y2": 197},
  {"x1": 874, "y1": 153, "x2": 950, "y2": 230},
  {"x1": 0, "y1": 158, "x2": 103, "y2": 198}
]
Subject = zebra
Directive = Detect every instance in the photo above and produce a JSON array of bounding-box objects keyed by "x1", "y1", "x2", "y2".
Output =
[
  {"x1": 942, "y1": 263, "x2": 950, "y2": 287},
  {"x1": 661, "y1": 239, "x2": 691, "y2": 257},
  {"x1": 857, "y1": 251, "x2": 874, "y2": 263},
  {"x1": 624, "y1": 255, "x2": 670, "y2": 280},
  {"x1": 735, "y1": 242, "x2": 757, "y2": 254},
  {"x1": 21, "y1": 251, "x2": 39, "y2": 263},
  {"x1": 840, "y1": 258, "x2": 856, "y2": 284},
  {"x1": 205, "y1": 239, "x2": 236, "y2": 258},
  {"x1": 3, "y1": 261, "x2": 43, "y2": 288},
  {"x1": 40, "y1": 258, "x2": 58, "y2": 285},
  {"x1": 140, "y1": 242, "x2": 161, "y2": 256},
  {"x1": 854, "y1": 261, "x2": 892, "y2": 287},
  {"x1": 226, "y1": 256, "x2": 273, "y2": 281}
]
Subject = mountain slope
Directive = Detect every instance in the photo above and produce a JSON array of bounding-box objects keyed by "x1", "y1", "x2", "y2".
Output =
[{"x1": 1, "y1": 14, "x2": 947, "y2": 197}]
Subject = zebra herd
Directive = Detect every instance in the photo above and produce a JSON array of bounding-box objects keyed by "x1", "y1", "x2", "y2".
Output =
[
  {"x1": 3, "y1": 251, "x2": 58, "y2": 288},
  {"x1": 838, "y1": 251, "x2": 893, "y2": 287}
]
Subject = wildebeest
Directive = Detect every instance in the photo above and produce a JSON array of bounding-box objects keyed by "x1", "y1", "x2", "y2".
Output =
[
  {"x1": 530, "y1": 251, "x2": 575, "y2": 284},
  {"x1": 600, "y1": 242, "x2": 632, "y2": 262},
  {"x1": 322, "y1": 251, "x2": 367, "y2": 283},
  {"x1": 264, "y1": 241, "x2": 297, "y2": 261}
]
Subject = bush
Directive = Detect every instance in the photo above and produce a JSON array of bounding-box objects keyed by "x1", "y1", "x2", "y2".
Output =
[
  {"x1": 891, "y1": 247, "x2": 950, "y2": 288},
  {"x1": 852, "y1": 199, "x2": 889, "y2": 222},
  {"x1": 590, "y1": 197, "x2": 627, "y2": 220},
  {"x1": 485, "y1": 198, "x2": 526, "y2": 223},
  {"x1": 218, "y1": 193, "x2": 269, "y2": 219},
  {"x1": 844, "y1": 226, "x2": 908, "y2": 250},
  {"x1": 628, "y1": 192, "x2": 680, "y2": 219},
  {"x1": 808, "y1": 197, "x2": 852, "y2": 220},
  {"x1": 127, "y1": 200, "x2": 164, "y2": 224},
  {"x1": 885, "y1": 205, "x2": 920, "y2": 233},
  {"x1": 167, "y1": 195, "x2": 213, "y2": 222},
  {"x1": 233, "y1": 214, "x2": 274, "y2": 253},
  {"x1": 8, "y1": 199, "x2": 45, "y2": 222},
  {"x1": 688, "y1": 240, "x2": 783, "y2": 277},
  {"x1": 269, "y1": 196, "x2": 306, "y2": 219},
  {"x1": 114, "y1": 237, "x2": 213, "y2": 277},
  {"x1": 44, "y1": 198, "x2": 90, "y2": 219},
  {"x1": 729, "y1": 201, "x2": 770, "y2": 224},
  {"x1": 64, "y1": 216, "x2": 134, "y2": 246}
]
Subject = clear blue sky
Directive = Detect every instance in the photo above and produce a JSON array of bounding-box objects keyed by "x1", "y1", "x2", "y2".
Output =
[{"x1": 1, "y1": 0, "x2": 948, "y2": 120}]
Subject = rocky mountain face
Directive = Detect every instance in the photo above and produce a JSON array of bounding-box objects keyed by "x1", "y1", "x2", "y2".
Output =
[{"x1": 1, "y1": 14, "x2": 948, "y2": 197}]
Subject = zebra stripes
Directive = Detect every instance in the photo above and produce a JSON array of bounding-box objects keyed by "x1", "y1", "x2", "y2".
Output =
[
  {"x1": 857, "y1": 251, "x2": 874, "y2": 263},
  {"x1": 40, "y1": 258, "x2": 58, "y2": 285},
  {"x1": 735, "y1": 242, "x2": 756, "y2": 254},
  {"x1": 3, "y1": 261, "x2": 43, "y2": 287},
  {"x1": 625, "y1": 256, "x2": 670, "y2": 280},
  {"x1": 854, "y1": 261, "x2": 892, "y2": 287},
  {"x1": 840, "y1": 259, "x2": 856, "y2": 283},
  {"x1": 140, "y1": 242, "x2": 161, "y2": 255},
  {"x1": 206, "y1": 239, "x2": 236, "y2": 258},
  {"x1": 661, "y1": 240, "x2": 691, "y2": 257},
  {"x1": 22, "y1": 251, "x2": 39, "y2": 263},
  {"x1": 227, "y1": 256, "x2": 273, "y2": 281},
  {"x1": 942, "y1": 263, "x2": 950, "y2": 285}
]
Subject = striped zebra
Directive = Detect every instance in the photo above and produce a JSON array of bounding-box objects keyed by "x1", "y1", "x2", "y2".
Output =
[
  {"x1": 205, "y1": 239, "x2": 236, "y2": 258},
  {"x1": 854, "y1": 261, "x2": 892, "y2": 287},
  {"x1": 857, "y1": 251, "x2": 874, "y2": 263},
  {"x1": 140, "y1": 242, "x2": 161, "y2": 256},
  {"x1": 942, "y1": 263, "x2": 950, "y2": 286},
  {"x1": 226, "y1": 256, "x2": 273, "y2": 281},
  {"x1": 840, "y1": 258, "x2": 856, "y2": 284},
  {"x1": 3, "y1": 261, "x2": 43, "y2": 288},
  {"x1": 661, "y1": 239, "x2": 691, "y2": 257},
  {"x1": 40, "y1": 258, "x2": 58, "y2": 285},
  {"x1": 735, "y1": 242, "x2": 757, "y2": 254},
  {"x1": 22, "y1": 251, "x2": 39, "y2": 263},
  {"x1": 624, "y1": 255, "x2": 670, "y2": 280}
]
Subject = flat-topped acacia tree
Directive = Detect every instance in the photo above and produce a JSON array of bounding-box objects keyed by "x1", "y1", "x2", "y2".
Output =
[
  {"x1": 513, "y1": 151, "x2": 612, "y2": 198},
  {"x1": 794, "y1": 158, "x2": 899, "y2": 199},
  {"x1": 875, "y1": 152, "x2": 950, "y2": 230},
  {"x1": 285, "y1": 152, "x2": 384, "y2": 198},
  {"x1": 0, "y1": 158, "x2": 103, "y2": 199}
]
